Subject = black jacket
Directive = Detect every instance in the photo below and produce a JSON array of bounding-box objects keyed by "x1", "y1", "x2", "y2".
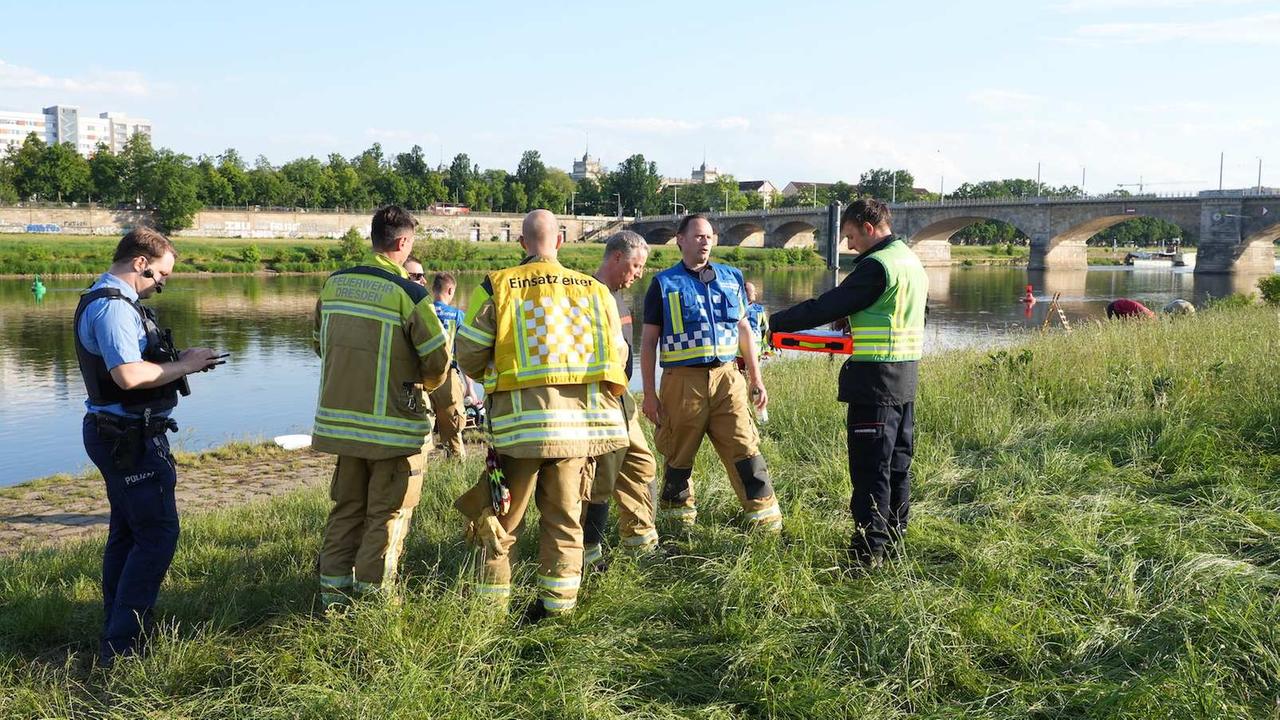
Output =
[{"x1": 769, "y1": 236, "x2": 921, "y2": 406}]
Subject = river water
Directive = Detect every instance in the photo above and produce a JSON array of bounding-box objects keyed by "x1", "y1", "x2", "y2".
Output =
[{"x1": 0, "y1": 263, "x2": 1272, "y2": 485}]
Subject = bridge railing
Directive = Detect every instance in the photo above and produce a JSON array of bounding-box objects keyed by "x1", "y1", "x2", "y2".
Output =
[{"x1": 632, "y1": 190, "x2": 1280, "y2": 224}]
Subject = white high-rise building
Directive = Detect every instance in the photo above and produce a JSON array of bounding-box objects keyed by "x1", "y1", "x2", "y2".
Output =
[{"x1": 0, "y1": 105, "x2": 152, "y2": 156}]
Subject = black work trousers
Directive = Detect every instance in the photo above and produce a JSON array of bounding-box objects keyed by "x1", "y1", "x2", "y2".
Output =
[{"x1": 845, "y1": 402, "x2": 914, "y2": 561}]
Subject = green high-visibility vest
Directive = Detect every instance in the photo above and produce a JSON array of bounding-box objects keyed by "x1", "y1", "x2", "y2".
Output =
[{"x1": 846, "y1": 239, "x2": 928, "y2": 362}]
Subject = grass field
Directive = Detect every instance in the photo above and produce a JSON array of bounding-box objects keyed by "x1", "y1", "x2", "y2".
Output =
[
  {"x1": 1, "y1": 306, "x2": 1278, "y2": 718},
  {"x1": 0, "y1": 234, "x2": 825, "y2": 276}
]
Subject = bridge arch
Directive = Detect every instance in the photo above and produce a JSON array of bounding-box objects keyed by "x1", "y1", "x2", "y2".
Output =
[
  {"x1": 642, "y1": 226, "x2": 677, "y2": 245},
  {"x1": 1243, "y1": 218, "x2": 1280, "y2": 247},
  {"x1": 719, "y1": 221, "x2": 765, "y2": 247},
  {"x1": 1039, "y1": 210, "x2": 1199, "y2": 270},
  {"x1": 766, "y1": 220, "x2": 817, "y2": 248},
  {"x1": 909, "y1": 215, "x2": 1037, "y2": 245}
]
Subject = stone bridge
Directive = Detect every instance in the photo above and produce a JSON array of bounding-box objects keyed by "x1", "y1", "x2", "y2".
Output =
[{"x1": 628, "y1": 191, "x2": 1280, "y2": 273}]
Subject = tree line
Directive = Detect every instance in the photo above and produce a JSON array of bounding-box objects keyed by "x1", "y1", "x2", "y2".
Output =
[{"x1": 0, "y1": 132, "x2": 1182, "y2": 244}]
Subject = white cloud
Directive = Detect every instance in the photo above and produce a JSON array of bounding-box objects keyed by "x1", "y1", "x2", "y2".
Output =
[
  {"x1": 1072, "y1": 11, "x2": 1280, "y2": 44},
  {"x1": 712, "y1": 116, "x2": 751, "y2": 131},
  {"x1": 0, "y1": 59, "x2": 151, "y2": 96}
]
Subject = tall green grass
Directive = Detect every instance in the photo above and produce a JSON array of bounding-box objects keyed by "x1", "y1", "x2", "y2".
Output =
[{"x1": 2, "y1": 307, "x2": 1278, "y2": 718}]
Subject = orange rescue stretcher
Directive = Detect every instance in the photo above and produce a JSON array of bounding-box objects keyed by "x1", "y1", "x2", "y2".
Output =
[{"x1": 769, "y1": 328, "x2": 853, "y2": 355}]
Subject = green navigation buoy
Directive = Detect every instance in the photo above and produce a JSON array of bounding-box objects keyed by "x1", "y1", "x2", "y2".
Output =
[{"x1": 32, "y1": 275, "x2": 47, "y2": 302}]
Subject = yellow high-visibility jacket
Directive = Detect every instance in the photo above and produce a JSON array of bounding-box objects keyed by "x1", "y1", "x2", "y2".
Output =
[
  {"x1": 312, "y1": 253, "x2": 451, "y2": 459},
  {"x1": 456, "y1": 255, "x2": 629, "y2": 458}
]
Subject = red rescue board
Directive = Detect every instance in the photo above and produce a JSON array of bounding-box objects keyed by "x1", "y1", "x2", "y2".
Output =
[{"x1": 770, "y1": 329, "x2": 853, "y2": 355}]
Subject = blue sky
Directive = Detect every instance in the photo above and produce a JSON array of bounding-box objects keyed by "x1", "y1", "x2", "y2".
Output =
[{"x1": 2, "y1": 0, "x2": 1276, "y2": 193}]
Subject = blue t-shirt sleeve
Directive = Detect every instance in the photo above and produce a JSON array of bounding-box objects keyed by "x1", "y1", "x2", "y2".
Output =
[{"x1": 88, "y1": 300, "x2": 145, "y2": 370}]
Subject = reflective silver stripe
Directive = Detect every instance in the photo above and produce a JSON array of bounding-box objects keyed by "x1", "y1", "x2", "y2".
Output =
[
  {"x1": 316, "y1": 407, "x2": 431, "y2": 433},
  {"x1": 622, "y1": 529, "x2": 659, "y2": 546},
  {"x1": 320, "y1": 573, "x2": 353, "y2": 588},
  {"x1": 745, "y1": 503, "x2": 782, "y2": 522},
  {"x1": 542, "y1": 597, "x2": 577, "y2": 611},
  {"x1": 374, "y1": 322, "x2": 391, "y2": 416},
  {"x1": 583, "y1": 544, "x2": 604, "y2": 565},
  {"x1": 475, "y1": 583, "x2": 511, "y2": 596},
  {"x1": 458, "y1": 322, "x2": 495, "y2": 345},
  {"x1": 537, "y1": 574, "x2": 582, "y2": 590},
  {"x1": 416, "y1": 332, "x2": 446, "y2": 357}
]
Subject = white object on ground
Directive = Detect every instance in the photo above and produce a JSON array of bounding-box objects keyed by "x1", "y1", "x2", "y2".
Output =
[{"x1": 273, "y1": 434, "x2": 312, "y2": 450}]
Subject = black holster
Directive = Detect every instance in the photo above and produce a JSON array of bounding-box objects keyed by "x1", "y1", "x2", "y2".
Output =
[{"x1": 92, "y1": 413, "x2": 178, "y2": 472}]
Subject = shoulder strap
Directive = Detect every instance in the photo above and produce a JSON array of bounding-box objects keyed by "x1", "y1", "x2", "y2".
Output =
[{"x1": 74, "y1": 287, "x2": 145, "y2": 325}]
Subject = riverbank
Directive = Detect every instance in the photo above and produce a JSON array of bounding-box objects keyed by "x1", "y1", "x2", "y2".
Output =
[
  {"x1": 0, "y1": 233, "x2": 825, "y2": 276},
  {"x1": 3, "y1": 306, "x2": 1278, "y2": 717},
  {"x1": 2, "y1": 233, "x2": 1154, "y2": 277}
]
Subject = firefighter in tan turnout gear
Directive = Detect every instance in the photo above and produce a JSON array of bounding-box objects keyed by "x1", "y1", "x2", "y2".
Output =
[
  {"x1": 312, "y1": 206, "x2": 451, "y2": 607},
  {"x1": 453, "y1": 209, "x2": 629, "y2": 621},
  {"x1": 583, "y1": 231, "x2": 660, "y2": 571}
]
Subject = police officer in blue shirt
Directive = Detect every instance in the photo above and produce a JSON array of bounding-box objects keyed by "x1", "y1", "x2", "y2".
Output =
[{"x1": 75, "y1": 228, "x2": 221, "y2": 665}]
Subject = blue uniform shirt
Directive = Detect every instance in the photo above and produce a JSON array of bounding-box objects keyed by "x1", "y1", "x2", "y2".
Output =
[
  {"x1": 433, "y1": 300, "x2": 464, "y2": 366},
  {"x1": 77, "y1": 273, "x2": 149, "y2": 417}
]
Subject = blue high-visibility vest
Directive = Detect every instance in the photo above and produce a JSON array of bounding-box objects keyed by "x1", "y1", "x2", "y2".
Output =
[{"x1": 654, "y1": 262, "x2": 745, "y2": 367}]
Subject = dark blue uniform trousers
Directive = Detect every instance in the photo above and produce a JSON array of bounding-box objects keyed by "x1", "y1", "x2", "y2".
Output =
[
  {"x1": 82, "y1": 414, "x2": 180, "y2": 664},
  {"x1": 846, "y1": 402, "x2": 914, "y2": 561}
]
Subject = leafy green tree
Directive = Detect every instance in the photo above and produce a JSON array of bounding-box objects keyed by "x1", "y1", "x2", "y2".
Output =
[
  {"x1": 147, "y1": 151, "x2": 202, "y2": 232},
  {"x1": 195, "y1": 157, "x2": 235, "y2": 206},
  {"x1": 475, "y1": 169, "x2": 508, "y2": 212},
  {"x1": 372, "y1": 171, "x2": 409, "y2": 206},
  {"x1": 281, "y1": 157, "x2": 334, "y2": 208},
  {"x1": 217, "y1": 149, "x2": 250, "y2": 205},
  {"x1": 8, "y1": 134, "x2": 46, "y2": 200},
  {"x1": 446, "y1": 153, "x2": 475, "y2": 204},
  {"x1": 574, "y1": 177, "x2": 604, "y2": 215},
  {"x1": 534, "y1": 168, "x2": 575, "y2": 213},
  {"x1": 119, "y1": 134, "x2": 157, "y2": 205},
  {"x1": 247, "y1": 155, "x2": 289, "y2": 206},
  {"x1": 0, "y1": 155, "x2": 16, "y2": 204},
  {"x1": 89, "y1": 145, "x2": 126, "y2": 204},
  {"x1": 394, "y1": 145, "x2": 431, "y2": 181},
  {"x1": 1090, "y1": 216, "x2": 1185, "y2": 247},
  {"x1": 34, "y1": 142, "x2": 91, "y2": 202},
  {"x1": 338, "y1": 227, "x2": 367, "y2": 261},
  {"x1": 858, "y1": 168, "x2": 917, "y2": 201},
  {"x1": 326, "y1": 154, "x2": 367, "y2": 208},
  {"x1": 504, "y1": 179, "x2": 528, "y2": 213},
  {"x1": 604, "y1": 154, "x2": 663, "y2": 216},
  {"x1": 516, "y1": 150, "x2": 548, "y2": 207}
]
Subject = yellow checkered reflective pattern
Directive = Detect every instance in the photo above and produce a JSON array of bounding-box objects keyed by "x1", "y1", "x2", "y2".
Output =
[{"x1": 521, "y1": 296, "x2": 597, "y2": 368}]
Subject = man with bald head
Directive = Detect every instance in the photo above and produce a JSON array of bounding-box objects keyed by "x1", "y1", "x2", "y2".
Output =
[{"x1": 453, "y1": 208, "x2": 629, "y2": 622}]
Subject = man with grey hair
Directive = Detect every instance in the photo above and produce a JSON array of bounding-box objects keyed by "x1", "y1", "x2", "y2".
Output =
[{"x1": 583, "y1": 231, "x2": 659, "y2": 570}]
